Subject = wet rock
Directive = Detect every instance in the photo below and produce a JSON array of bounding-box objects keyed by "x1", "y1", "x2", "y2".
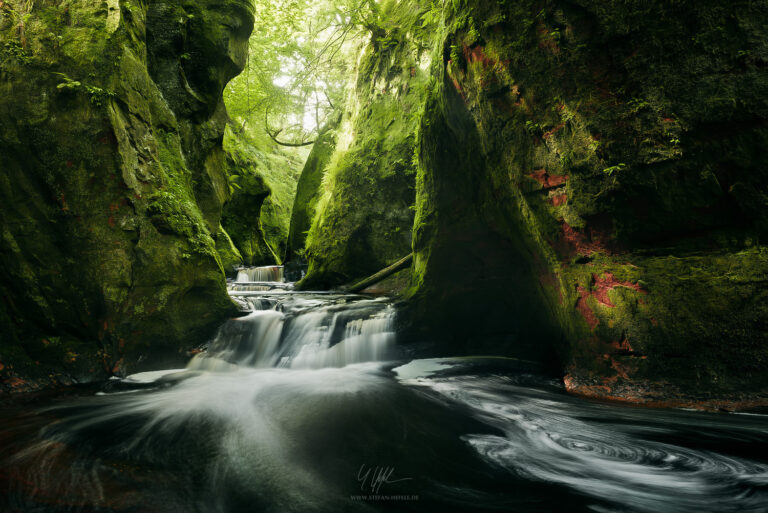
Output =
[
  {"x1": 0, "y1": 0, "x2": 254, "y2": 391},
  {"x1": 408, "y1": 0, "x2": 768, "y2": 403}
]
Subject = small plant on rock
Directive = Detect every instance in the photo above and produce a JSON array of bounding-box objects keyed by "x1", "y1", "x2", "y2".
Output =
[
  {"x1": 602, "y1": 163, "x2": 626, "y2": 176},
  {"x1": 54, "y1": 72, "x2": 116, "y2": 107}
]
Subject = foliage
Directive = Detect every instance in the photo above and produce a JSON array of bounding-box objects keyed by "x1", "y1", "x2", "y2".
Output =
[
  {"x1": 223, "y1": 0, "x2": 437, "y2": 145},
  {"x1": 222, "y1": 127, "x2": 304, "y2": 264},
  {"x1": 1, "y1": 40, "x2": 29, "y2": 64},
  {"x1": 54, "y1": 73, "x2": 116, "y2": 107},
  {"x1": 602, "y1": 163, "x2": 626, "y2": 176},
  {"x1": 297, "y1": 0, "x2": 434, "y2": 287},
  {"x1": 222, "y1": 0, "x2": 429, "y2": 266},
  {"x1": 224, "y1": 0, "x2": 379, "y2": 146}
]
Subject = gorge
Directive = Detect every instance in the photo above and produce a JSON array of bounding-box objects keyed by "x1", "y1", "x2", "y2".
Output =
[{"x1": 1, "y1": 0, "x2": 767, "y2": 511}]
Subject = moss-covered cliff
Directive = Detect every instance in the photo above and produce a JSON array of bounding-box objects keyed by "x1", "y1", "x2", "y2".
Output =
[
  {"x1": 3, "y1": 0, "x2": 766, "y2": 406},
  {"x1": 294, "y1": 1, "x2": 432, "y2": 289},
  {"x1": 296, "y1": 0, "x2": 768, "y2": 406},
  {"x1": 285, "y1": 118, "x2": 339, "y2": 263},
  {"x1": 406, "y1": 0, "x2": 768, "y2": 406},
  {"x1": 0, "y1": 0, "x2": 253, "y2": 391},
  {"x1": 220, "y1": 127, "x2": 303, "y2": 268}
]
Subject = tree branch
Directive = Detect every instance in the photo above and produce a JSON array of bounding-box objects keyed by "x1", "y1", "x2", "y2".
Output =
[
  {"x1": 323, "y1": 91, "x2": 335, "y2": 110},
  {"x1": 265, "y1": 131, "x2": 317, "y2": 147},
  {"x1": 264, "y1": 108, "x2": 316, "y2": 147}
]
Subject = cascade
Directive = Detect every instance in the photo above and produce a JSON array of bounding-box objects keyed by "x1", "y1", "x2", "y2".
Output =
[
  {"x1": 235, "y1": 266, "x2": 284, "y2": 283},
  {"x1": 188, "y1": 294, "x2": 396, "y2": 371},
  {"x1": 2, "y1": 286, "x2": 766, "y2": 513}
]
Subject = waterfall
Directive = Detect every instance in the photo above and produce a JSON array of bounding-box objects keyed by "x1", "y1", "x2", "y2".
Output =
[
  {"x1": 188, "y1": 295, "x2": 396, "y2": 371},
  {"x1": 228, "y1": 282, "x2": 293, "y2": 292},
  {"x1": 235, "y1": 266, "x2": 284, "y2": 283},
  {"x1": 288, "y1": 305, "x2": 395, "y2": 369}
]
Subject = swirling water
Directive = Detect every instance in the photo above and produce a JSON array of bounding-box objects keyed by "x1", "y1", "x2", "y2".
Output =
[{"x1": 1, "y1": 289, "x2": 767, "y2": 513}]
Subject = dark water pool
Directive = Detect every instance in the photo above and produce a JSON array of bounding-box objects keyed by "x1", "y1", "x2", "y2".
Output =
[
  {"x1": 2, "y1": 290, "x2": 767, "y2": 512},
  {"x1": 1, "y1": 358, "x2": 767, "y2": 513}
]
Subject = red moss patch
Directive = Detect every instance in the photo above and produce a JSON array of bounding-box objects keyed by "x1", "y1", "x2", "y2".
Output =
[
  {"x1": 542, "y1": 122, "x2": 565, "y2": 140},
  {"x1": 591, "y1": 272, "x2": 647, "y2": 307},
  {"x1": 536, "y1": 22, "x2": 561, "y2": 54},
  {"x1": 559, "y1": 222, "x2": 609, "y2": 257},
  {"x1": 550, "y1": 193, "x2": 567, "y2": 206},
  {"x1": 527, "y1": 169, "x2": 568, "y2": 189},
  {"x1": 6, "y1": 376, "x2": 26, "y2": 388},
  {"x1": 464, "y1": 44, "x2": 504, "y2": 69},
  {"x1": 576, "y1": 285, "x2": 599, "y2": 329},
  {"x1": 111, "y1": 358, "x2": 124, "y2": 374},
  {"x1": 608, "y1": 338, "x2": 635, "y2": 353},
  {"x1": 451, "y1": 76, "x2": 464, "y2": 98},
  {"x1": 573, "y1": 273, "x2": 647, "y2": 330},
  {"x1": 446, "y1": 61, "x2": 467, "y2": 101}
]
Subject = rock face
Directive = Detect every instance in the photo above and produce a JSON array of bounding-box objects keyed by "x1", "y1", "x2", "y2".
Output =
[
  {"x1": 220, "y1": 127, "x2": 304, "y2": 268},
  {"x1": 2, "y1": 0, "x2": 767, "y2": 406},
  {"x1": 409, "y1": 0, "x2": 768, "y2": 406},
  {"x1": 285, "y1": 119, "x2": 339, "y2": 264},
  {"x1": 299, "y1": 0, "x2": 768, "y2": 406},
  {"x1": 294, "y1": 2, "x2": 432, "y2": 289},
  {"x1": 0, "y1": 0, "x2": 253, "y2": 391},
  {"x1": 220, "y1": 130, "x2": 274, "y2": 268}
]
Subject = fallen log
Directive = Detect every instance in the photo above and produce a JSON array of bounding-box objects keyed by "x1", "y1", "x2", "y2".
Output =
[{"x1": 345, "y1": 253, "x2": 413, "y2": 293}]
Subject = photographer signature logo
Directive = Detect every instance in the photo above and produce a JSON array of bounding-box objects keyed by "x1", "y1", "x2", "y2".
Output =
[{"x1": 351, "y1": 464, "x2": 418, "y2": 502}]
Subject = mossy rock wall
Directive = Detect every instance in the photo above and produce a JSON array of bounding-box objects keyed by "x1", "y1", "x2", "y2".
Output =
[
  {"x1": 220, "y1": 127, "x2": 305, "y2": 267},
  {"x1": 297, "y1": 1, "x2": 432, "y2": 289},
  {"x1": 0, "y1": 0, "x2": 253, "y2": 391},
  {"x1": 407, "y1": 0, "x2": 768, "y2": 406},
  {"x1": 285, "y1": 118, "x2": 339, "y2": 263}
]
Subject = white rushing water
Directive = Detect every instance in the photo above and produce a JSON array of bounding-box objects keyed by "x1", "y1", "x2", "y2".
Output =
[
  {"x1": 188, "y1": 291, "x2": 396, "y2": 371},
  {"x1": 235, "y1": 265, "x2": 284, "y2": 283},
  {"x1": 3, "y1": 281, "x2": 767, "y2": 513},
  {"x1": 191, "y1": 267, "x2": 396, "y2": 371},
  {"x1": 396, "y1": 361, "x2": 768, "y2": 513},
  {"x1": 7, "y1": 357, "x2": 767, "y2": 513}
]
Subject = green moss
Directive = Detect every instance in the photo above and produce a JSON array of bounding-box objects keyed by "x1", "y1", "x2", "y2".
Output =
[
  {"x1": 402, "y1": 0, "x2": 768, "y2": 400},
  {"x1": 297, "y1": 0, "x2": 434, "y2": 289},
  {"x1": 214, "y1": 224, "x2": 243, "y2": 274},
  {"x1": 220, "y1": 127, "x2": 303, "y2": 265},
  {"x1": 286, "y1": 117, "x2": 340, "y2": 262},
  {"x1": 146, "y1": 189, "x2": 218, "y2": 258},
  {"x1": 0, "y1": 0, "x2": 250, "y2": 389}
]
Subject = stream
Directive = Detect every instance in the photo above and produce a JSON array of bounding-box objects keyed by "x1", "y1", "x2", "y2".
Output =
[{"x1": 1, "y1": 269, "x2": 767, "y2": 512}]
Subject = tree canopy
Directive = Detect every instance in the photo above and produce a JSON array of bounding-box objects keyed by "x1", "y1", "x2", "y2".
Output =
[{"x1": 224, "y1": 0, "x2": 383, "y2": 147}]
